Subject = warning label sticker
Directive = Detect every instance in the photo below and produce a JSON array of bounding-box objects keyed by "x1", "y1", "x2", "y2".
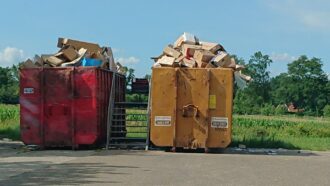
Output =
[
  {"x1": 155, "y1": 116, "x2": 171, "y2": 126},
  {"x1": 23, "y1": 88, "x2": 34, "y2": 94},
  {"x1": 211, "y1": 117, "x2": 228, "y2": 128}
]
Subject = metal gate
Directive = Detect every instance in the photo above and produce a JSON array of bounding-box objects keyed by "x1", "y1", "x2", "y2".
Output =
[{"x1": 106, "y1": 74, "x2": 150, "y2": 150}]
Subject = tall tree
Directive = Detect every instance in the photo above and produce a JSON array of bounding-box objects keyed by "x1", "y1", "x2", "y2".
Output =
[
  {"x1": 245, "y1": 51, "x2": 273, "y2": 103},
  {"x1": 0, "y1": 65, "x2": 19, "y2": 104},
  {"x1": 270, "y1": 56, "x2": 328, "y2": 115},
  {"x1": 233, "y1": 52, "x2": 273, "y2": 114},
  {"x1": 270, "y1": 73, "x2": 292, "y2": 105},
  {"x1": 126, "y1": 68, "x2": 135, "y2": 85}
]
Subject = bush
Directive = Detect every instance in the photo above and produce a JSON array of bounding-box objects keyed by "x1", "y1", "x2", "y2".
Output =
[
  {"x1": 323, "y1": 105, "x2": 330, "y2": 117},
  {"x1": 0, "y1": 104, "x2": 19, "y2": 122},
  {"x1": 303, "y1": 109, "x2": 316, "y2": 117},
  {"x1": 125, "y1": 94, "x2": 148, "y2": 102},
  {"x1": 275, "y1": 104, "x2": 287, "y2": 115},
  {"x1": 260, "y1": 104, "x2": 275, "y2": 116}
]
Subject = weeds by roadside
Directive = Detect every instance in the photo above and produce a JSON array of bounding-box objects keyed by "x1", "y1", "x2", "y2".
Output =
[
  {"x1": 1, "y1": 104, "x2": 330, "y2": 150},
  {"x1": 0, "y1": 104, "x2": 20, "y2": 140}
]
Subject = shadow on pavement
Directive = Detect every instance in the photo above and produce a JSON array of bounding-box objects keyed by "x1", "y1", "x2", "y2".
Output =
[
  {"x1": 149, "y1": 148, "x2": 318, "y2": 156},
  {"x1": 0, "y1": 140, "x2": 319, "y2": 158},
  {"x1": 221, "y1": 147, "x2": 318, "y2": 156},
  {"x1": 0, "y1": 161, "x2": 139, "y2": 185}
]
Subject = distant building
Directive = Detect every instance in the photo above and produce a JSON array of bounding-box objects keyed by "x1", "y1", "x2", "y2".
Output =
[
  {"x1": 286, "y1": 102, "x2": 304, "y2": 113},
  {"x1": 131, "y1": 78, "x2": 149, "y2": 94}
]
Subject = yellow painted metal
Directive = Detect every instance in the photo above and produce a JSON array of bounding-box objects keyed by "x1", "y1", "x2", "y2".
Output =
[{"x1": 150, "y1": 67, "x2": 233, "y2": 149}]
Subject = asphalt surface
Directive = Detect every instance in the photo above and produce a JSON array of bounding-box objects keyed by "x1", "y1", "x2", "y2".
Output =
[{"x1": 1, "y1": 140, "x2": 330, "y2": 186}]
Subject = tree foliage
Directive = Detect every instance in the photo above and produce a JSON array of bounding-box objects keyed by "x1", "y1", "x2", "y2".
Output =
[
  {"x1": 234, "y1": 53, "x2": 329, "y2": 116},
  {"x1": 234, "y1": 52, "x2": 273, "y2": 114},
  {"x1": 0, "y1": 65, "x2": 19, "y2": 104},
  {"x1": 121, "y1": 66, "x2": 135, "y2": 89},
  {"x1": 323, "y1": 105, "x2": 330, "y2": 117},
  {"x1": 270, "y1": 56, "x2": 328, "y2": 115}
]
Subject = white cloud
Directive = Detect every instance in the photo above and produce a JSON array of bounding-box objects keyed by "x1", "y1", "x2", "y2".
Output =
[
  {"x1": 301, "y1": 12, "x2": 330, "y2": 30},
  {"x1": 0, "y1": 47, "x2": 26, "y2": 67},
  {"x1": 270, "y1": 52, "x2": 297, "y2": 63},
  {"x1": 115, "y1": 56, "x2": 140, "y2": 65},
  {"x1": 264, "y1": 0, "x2": 330, "y2": 31}
]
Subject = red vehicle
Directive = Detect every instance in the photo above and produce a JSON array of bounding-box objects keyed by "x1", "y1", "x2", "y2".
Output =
[{"x1": 19, "y1": 67, "x2": 125, "y2": 149}]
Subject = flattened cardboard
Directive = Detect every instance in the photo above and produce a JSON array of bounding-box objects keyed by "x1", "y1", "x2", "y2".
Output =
[
  {"x1": 46, "y1": 56, "x2": 64, "y2": 66},
  {"x1": 61, "y1": 48, "x2": 87, "y2": 67},
  {"x1": 163, "y1": 46, "x2": 181, "y2": 58},
  {"x1": 194, "y1": 50, "x2": 215, "y2": 67},
  {"x1": 90, "y1": 52, "x2": 104, "y2": 60},
  {"x1": 225, "y1": 58, "x2": 236, "y2": 68},
  {"x1": 234, "y1": 72, "x2": 248, "y2": 89},
  {"x1": 194, "y1": 50, "x2": 215, "y2": 62},
  {"x1": 182, "y1": 44, "x2": 202, "y2": 57},
  {"x1": 54, "y1": 52, "x2": 63, "y2": 57},
  {"x1": 115, "y1": 62, "x2": 124, "y2": 73},
  {"x1": 182, "y1": 58, "x2": 196, "y2": 68},
  {"x1": 41, "y1": 54, "x2": 52, "y2": 63},
  {"x1": 174, "y1": 32, "x2": 198, "y2": 48},
  {"x1": 175, "y1": 55, "x2": 185, "y2": 63},
  {"x1": 24, "y1": 38, "x2": 117, "y2": 70},
  {"x1": 151, "y1": 53, "x2": 165, "y2": 62},
  {"x1": 102, "y1": 47, "x2": 116, "y2": 70},
  {"x1": 61, "y1": 46, "x2": 78, "y2": 61},
  {"x1": 34, "y1": 55, "x2": 44, "y2": 66},
  {"x1": 22, "y1": 59, "x2": 37, "y2": 68},
  {"x1": 239, "y1": 73, "x2": 252, "y2": 82},
  {"x1": 157, "y1": 56, "x2": 176, "y2": 66},
  {"x1": 235, "y1": 64, "x2": 245, "y2": 71},
  {"x1": 173, "y1": 36, "x2": 184, "y2": 48},
  {"x1": 211, "y1": 51, "x2": 231, "y2": 67},
  {"x1": 217, "y1": 57, "x2": 236, "y2": 68},
  {"x1": 58, "y1": 37, "x2": 102, "y2": 53},
  {"x1": 200, "y1": 42, "x2": 223, "y2": 54},
  {"x1": 43, "y1": 64, "x2": 51, "y2": 68}
]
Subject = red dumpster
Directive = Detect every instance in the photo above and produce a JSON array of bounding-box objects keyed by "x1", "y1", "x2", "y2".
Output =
[{"x1": 19, "y1": 67, "x2": 125, "y2": 148}]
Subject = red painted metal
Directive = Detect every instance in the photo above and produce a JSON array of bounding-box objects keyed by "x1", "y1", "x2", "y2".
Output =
[{"x1": 19, "y1": 67, "x2": 125, "y2": 148}]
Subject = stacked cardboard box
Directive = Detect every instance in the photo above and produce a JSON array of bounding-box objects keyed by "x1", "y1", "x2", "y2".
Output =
[
  {"x1": 21, "y1": 38, "x2": 125, "y2": 73},
  {"x1": 152, "y1": 32, "x2": 251, "y2": 84}
]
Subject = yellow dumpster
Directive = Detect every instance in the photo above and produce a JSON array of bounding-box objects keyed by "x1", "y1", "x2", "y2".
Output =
[{"x1": 150, "y1": 67, "x2": 233, "y2": 150}]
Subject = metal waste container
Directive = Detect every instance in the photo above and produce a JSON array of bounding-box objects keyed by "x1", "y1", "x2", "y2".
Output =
[
  {"x1": 150, "y1": 67, "x2": 233, "y2": 150},
  {"x1": 20, "y1": 67, "x2": 125, "y2": 149}
]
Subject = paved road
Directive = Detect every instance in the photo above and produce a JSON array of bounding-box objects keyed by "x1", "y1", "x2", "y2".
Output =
[{"x1": 1, "y1": 141, "x2": 330, "y2": 186}]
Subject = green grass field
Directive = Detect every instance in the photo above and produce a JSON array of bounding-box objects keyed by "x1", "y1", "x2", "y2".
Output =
[
  {"x1": 124, "y1": 109, "x2": 148, "y2": 138},
  {"x1": 0, "y1": 104, "x2": 20, "y2": 140},
  {"x1": 1, "y1": 104, "x2": 329, "y2": 150},
  {"x1": 232, "y1": 115, "x2": 330, "y2": 151}
]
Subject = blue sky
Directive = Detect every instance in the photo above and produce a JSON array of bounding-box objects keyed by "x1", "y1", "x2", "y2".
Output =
[{"x1": 0, "y1": 0, "x2": 329, "y2": 77}]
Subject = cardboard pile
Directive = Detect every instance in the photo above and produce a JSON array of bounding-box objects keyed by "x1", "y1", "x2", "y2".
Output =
[
  {"x1": 152, "y1": 32, "x2": 251, "y2": 85},
  {"x1": 21, "y1": 38, "x2": 124, "y2": 73}
]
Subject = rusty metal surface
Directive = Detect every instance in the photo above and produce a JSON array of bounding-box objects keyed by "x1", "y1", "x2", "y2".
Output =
[{"x1": 150, "y1": 68, "x2": 233, "y2": 149}]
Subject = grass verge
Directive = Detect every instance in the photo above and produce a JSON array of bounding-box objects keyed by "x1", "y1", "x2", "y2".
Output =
[
  {"x1": 1, "y1": 104, "x2": 330, "y2": 151},
  {"x1": 0, "y1": 119, "x2": 20, "y2": 140},
  {"x1": 0, "y1": 104, "x2": 20, "y2": 140},
  {"x1": 231, "y1": 115, "x2": 330, "y2": 151}
]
